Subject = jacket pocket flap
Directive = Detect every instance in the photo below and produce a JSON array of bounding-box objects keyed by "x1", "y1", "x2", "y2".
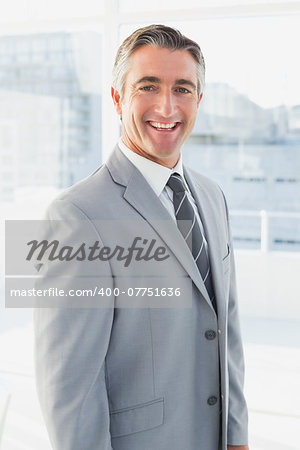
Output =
[{"x1": 110, "y1": 397, "x2": 164, "y2": 438}]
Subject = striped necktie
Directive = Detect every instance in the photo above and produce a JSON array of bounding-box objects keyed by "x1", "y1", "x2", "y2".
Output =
[{"x1": 167, "y1": 173, "x2": 216, "y2": 311}]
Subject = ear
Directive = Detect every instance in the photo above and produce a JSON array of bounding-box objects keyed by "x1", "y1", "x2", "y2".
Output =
[
  {"x1": 111, "y1": 87, "x2": 122, "y2": 115},
  {"x1": 197, "y1": 92, "x2": 203, "y2": 107}
]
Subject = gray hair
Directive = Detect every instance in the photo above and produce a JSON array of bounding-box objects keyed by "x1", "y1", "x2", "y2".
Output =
[{"x1": 112, "y1": 24, "x2": 205, "y2": 100}]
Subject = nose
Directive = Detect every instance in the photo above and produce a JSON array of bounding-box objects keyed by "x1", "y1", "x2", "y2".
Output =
[{"x1": 155, "y1": 89, "x2": 176, "y2": 118}]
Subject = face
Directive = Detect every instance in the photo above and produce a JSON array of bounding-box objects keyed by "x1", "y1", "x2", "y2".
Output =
[{"x1": 111, "y1": 46, "x2": 202, "y2": 168}]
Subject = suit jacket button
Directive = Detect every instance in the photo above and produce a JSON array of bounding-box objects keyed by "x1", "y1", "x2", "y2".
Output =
[
  {"x1": 207, "y1": 396, "x2": 218, "y2": 406},
  {"x1": 205, "y1": 330, "x2": 217, "y2": 340}
]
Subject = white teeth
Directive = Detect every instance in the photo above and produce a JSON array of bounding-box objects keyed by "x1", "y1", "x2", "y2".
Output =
[{"x1": 149, "y1": 122, "x2": 177, "y2": 130}]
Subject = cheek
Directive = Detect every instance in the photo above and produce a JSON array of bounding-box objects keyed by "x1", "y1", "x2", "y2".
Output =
[
  {"x1": 185, "y1": 104, "x2": 199, "y2": 125},
  {"x1": 130, "y1": 103, "x2": 148, "y2": 129},
  {"x1": 124, "y1": 107, "x2": 145, "y2": 137}
]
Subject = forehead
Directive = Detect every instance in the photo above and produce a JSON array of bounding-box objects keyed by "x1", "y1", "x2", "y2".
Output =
[{"x1": 126, "y1": 46, "x2": 198, "y2": 83}]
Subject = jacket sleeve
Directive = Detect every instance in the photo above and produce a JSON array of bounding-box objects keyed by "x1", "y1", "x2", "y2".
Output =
[
  {"x1": 34, "y1": 198, "x2": 114, "y2": 450},
  {"x1": 223, "y1": 193, "x2": 249, "y2": 446}
]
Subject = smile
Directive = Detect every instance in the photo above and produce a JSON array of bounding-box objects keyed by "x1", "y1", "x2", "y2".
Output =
[{"x1": 148, "y1": 121, "x2": 179, "y2": 131}]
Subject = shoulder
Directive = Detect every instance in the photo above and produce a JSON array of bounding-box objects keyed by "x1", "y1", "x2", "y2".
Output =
[
  {"x1": 184, "y1": 165, "x2": 224, "y2": 198},
  {"x1": 58, "y1": 164, "x2": 109, "y2": 203},
  {"x1": 184, "y1": 165, "x2": 230, "y2": 220},
  {"x1": 45, "y1": 163, "x2": 117, "y2": 221}
]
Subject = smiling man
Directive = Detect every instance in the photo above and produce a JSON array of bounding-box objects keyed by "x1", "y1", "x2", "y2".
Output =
[
  {"x1": 35, "y1": 25, "x2": 249, "y2": 450},
  {"x1": 112, "y1": 45, "x2": 202, "y2": 168}
]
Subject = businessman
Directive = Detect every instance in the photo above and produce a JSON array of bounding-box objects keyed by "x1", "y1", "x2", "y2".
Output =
[{"x1": 35, "y1": 25, "x2": 249, "y2": 450}]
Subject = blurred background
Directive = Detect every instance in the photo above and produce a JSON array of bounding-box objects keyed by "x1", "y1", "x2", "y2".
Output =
[{"x1": 0, "y1": 1, "x2": 300, "y2": 449}]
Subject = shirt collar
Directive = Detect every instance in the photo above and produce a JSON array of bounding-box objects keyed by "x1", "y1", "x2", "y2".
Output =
[{"x1": 118, "y1": 138, "x2": 187, "y2": 197}]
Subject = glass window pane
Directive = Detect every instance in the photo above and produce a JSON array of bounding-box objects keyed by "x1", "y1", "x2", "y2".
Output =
[
  {"x1": 0, "y1": 31, "x2": 102, "y2": 208},
  {"x1": 121, "y1": 16, "x2": 300, "y2": 253},
  {"x1": 121, "y1": 16, "x2": 300, "y2": 252}
]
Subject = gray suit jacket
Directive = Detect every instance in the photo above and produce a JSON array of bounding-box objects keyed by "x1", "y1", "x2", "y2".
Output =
[{"x1": 34, "y1": 145, "x2": 248, "y2": 450}]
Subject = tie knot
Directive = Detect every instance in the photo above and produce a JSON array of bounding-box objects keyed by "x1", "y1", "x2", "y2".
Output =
[{"x1": 167, "y1": 173, "x2": 186, "y2": 194}]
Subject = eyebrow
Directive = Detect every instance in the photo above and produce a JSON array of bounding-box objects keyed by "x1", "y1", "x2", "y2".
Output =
[
  {"x1": 133, "y1": 76, "x2": 160, "y2": 87},
  {"x1": 133, "y1": 76, "x2": 197, "y2": 91},
  {"x1": 175, "y1": 79, "x2": 197, "y2": 91}
]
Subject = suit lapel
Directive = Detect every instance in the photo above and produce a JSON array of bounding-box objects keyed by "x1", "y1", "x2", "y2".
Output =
[{"x1": 106, "y1": 146, "x2": 212, "y2": 307}]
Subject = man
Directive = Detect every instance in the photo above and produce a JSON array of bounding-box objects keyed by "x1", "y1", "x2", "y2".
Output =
[{"x1": 35, "y1": 25, "x2": 249, "y2": 450}]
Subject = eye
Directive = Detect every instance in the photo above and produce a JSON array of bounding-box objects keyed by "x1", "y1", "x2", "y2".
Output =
[
  {"x1": 140, "y1": 85, "x2": 154, "y2": 91},
  {"x1": 176, "y1": 87, "x2": 190, "y2": 94}
]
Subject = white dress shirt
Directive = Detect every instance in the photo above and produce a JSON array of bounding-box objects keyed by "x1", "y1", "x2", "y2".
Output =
[{"x1": 118, "y1": 138, "x2": 208, "y2": 245}]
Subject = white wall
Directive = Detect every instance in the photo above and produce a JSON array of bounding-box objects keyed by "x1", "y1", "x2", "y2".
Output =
[{"x1": 236, "y1": 251, "x2": 300, "y2": 320}]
